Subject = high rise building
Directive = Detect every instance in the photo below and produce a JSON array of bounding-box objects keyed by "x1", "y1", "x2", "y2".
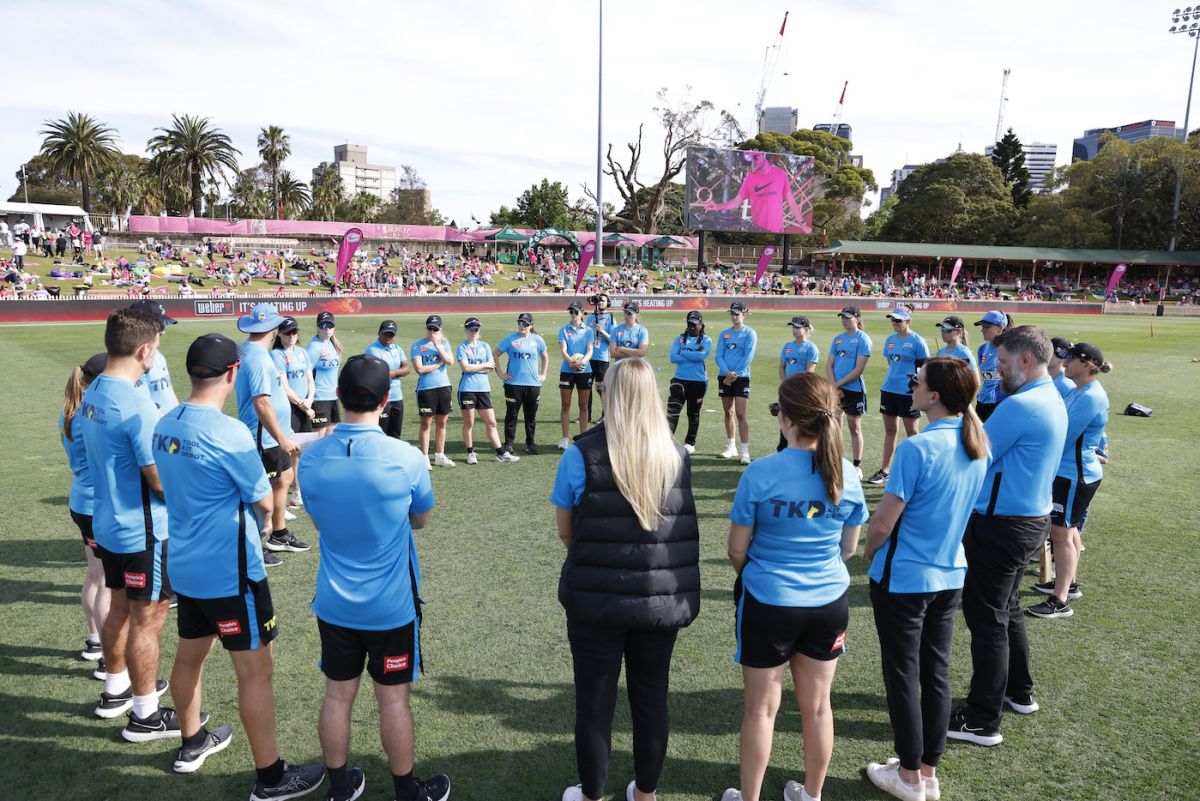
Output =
[
  {"x1": 1072, "y1": 119, "x2": 1184, "y2": 162},
  {"x1": 758, "y1": 106, "x2": 798, "y2": 135},
  {"x1": 313, "y1": 144, "x2": 397, "y2": 201},
  {"x1": 814, "y1": 123, "x2": 852, "y2": 141},
  {"x1": 984, "y1": 141, "x2": 1058, "y2": 193}
]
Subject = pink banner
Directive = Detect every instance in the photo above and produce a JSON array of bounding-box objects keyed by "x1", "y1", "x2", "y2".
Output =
[
  {"x1": 335, "y1": 228, "x2": 363, "y2": 284},
  {"x1": 575, "y1": 240, "x2": 597, "y2": 292},
  {"x1": 754, "y1": 246, "x2": 777, "y2": 284},
  {"x1": 948, "y1": 257, "x2": 963, "y2": 285},
  {"x1": 1105, "y1": 263, "x2": 1127, "y2": 296}
]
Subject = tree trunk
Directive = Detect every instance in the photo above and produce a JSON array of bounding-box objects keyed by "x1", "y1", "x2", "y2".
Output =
[
  {"x1": 191, "y1": 168, "x2": 203, "y2": 218},
  {"x1": 81, "y1": 176, "x2": 91, "y2": 213}
]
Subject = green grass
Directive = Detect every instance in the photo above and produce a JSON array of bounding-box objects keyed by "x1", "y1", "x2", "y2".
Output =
[{"x1": 1, "y1": 311, "x2": 1197, "y2": 801}]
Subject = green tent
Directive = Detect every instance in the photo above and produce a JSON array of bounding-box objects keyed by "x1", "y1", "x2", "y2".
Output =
[
  {"x1": 485, "y1": 225, "x2": 530, "y2": 242},
  {"x1": 603, "y1": 233, "x2": 635, "y2": 243},
  {"x1": 647, "y1": 235, "x2": 686, "y2": 247}
]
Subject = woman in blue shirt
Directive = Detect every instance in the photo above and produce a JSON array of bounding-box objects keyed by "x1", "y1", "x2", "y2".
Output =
[
  {"x1": 1027, "y1": 343, "x2": 1112, "y2": 620},
  {"x1": 933, "y1": 315, "x2": 977, "y2": 372},
  {"x1": 777, "y1": 316, "x2": 820, "y2": 452},
  {"x1": 827, "y1": 306, "x2": 872, "y2": 478},
  {"x1": 493, "y1": 313, "x2": 549, "y2": 455},
  {"x1": 864, "y1": 357, "x2": 989, "y2": 801},
  {"x1": 868, "y1": 306, "x2": 929, "y2": 485},
  {"x1": 272, "y1": 317, "x2": 314, "y2": 512},
  {"x1": 557, "y1": 303, "x2": 596, "y2": 450},
  {"x1": 667, "y1": 310, "x2": 713, "y2": 454},
  {"x1": 972, "y1": 310, "x2": 1013, "y2": 421},
  {"x1": 307, "y1": 311, "x2": 343, "y2": 437},
  {"x1": 715, "y1": 301, "x2": 758, "y2": 464},
  {"x1": 457, "y1": 317, "x2": 519, "y2": 464},
  {"x1": 723, "y1": 373, "x2": 865, "y2": 801}
]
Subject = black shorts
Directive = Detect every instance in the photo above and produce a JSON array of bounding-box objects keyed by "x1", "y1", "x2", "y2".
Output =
[
  {"x1": 97, "y1": 539, "x2": 172, "y2": 602},
  {"x1": 380, "y1": 400, "x2": 404, "y2": 438},
  {"x1": 317, "y1": 618, "x2": 419, "y2": 685},
  {"x1": 1051, "y1": 476, "x2": 1102, "y2": 529},
  {"x1": 311, "y1": 399, "x2": 340, "y2": 428},
  {"x1": 260, "y1": 445, "x2": 293, "y2": 481},
  {"x1": 559, "y1": 371, "x2": 595, "y2": 391},
  {"x1": 879, "y1": 390, "x2": 919, "y2": 418},
  {"x1": 838, "y1": 389, "x2": 867, "y2": 417},
  {"x1": 71, "y1": 510, "x2": 96, "y2": 550},
  {"x1": 176, "y1": 578, "x2": 278, "y2": 651},
  {"x1": 417, "y1": 386, "x2": 452, "y2": 417},
  {"x1": 590, "y1": 359, "x2": 609, "y2": 384},
  {"x1": 458, "y1": 391, "x2": 493, "y2": 411},
  {"x1": 290, "y1": 404, "x2": 313, "y2": 434},
  {"x1": 718, "y1": 376, "x2": 751, "y2": 399},
  {"x1": 735, "y1": 583, "x2": 849, "y2": 667}
]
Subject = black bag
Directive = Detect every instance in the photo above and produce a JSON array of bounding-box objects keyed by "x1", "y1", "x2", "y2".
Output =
[{"x1": 1123, "y1": 402, "x2": 1152, "y2": 417}]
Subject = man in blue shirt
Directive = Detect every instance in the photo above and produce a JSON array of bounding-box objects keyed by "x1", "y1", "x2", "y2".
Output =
[
  {"x1": 154, "y1": 333, "x2": 326, "y2": 797},
  {"x1": 714, "y1": 301, "x2": 758, "y2": 464},
  {"x1": 412, "y1": 315, "x2": 457, "y2": 467},
  {"x1": 949, "y1": 326, "x2": 1068, "y2": 748},
  {"x1": 299, "y1": 355, "x2": 450, "y2": 801},
  {"x1": 130, "y1": 300, "x2": 180, "y2": 413},
  {"x1": 235, "y1": 303, "x2": 309, "y2": 565},
  {"x1": 365, "y1": 319, "x2": 410, "y2": 440}
]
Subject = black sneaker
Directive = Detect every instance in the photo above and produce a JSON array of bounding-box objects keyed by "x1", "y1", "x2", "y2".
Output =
[
  {"x1": 327, "y1": 767, "x2": 365, "y2": 801},
  {"x1": 173, "y1": 724, "x2": 234, "y2": 773},
  {"x1": 250, "y1": 761, "x2": 327, "y2": 801},
  {"x1": 1003, "y1": 692, "x2": 1040, "y2": 715},
  {"x1": 122, "y1": 706, "x2": 209, "y2": 742},
  {"x1": 525, "y1": 442, "x2": 539, "y2": 455},
  {"x1": 1032, "y1": 580, "x2": 1082, "y2": 600},
  {"x1": 867, "y1": 469, "x2": 889, "y2": 485},
  {"x1": 263, "y1": 548, "x2": 283, "y2": 567},
  {"x1": 95, "y1": 677, "x2": 168, "y2": 719},
  {"x1": 946, "y1": 709, "x2": 1002, "y2": 746},
  {"x1": 92, "y1": 657, "x2": 106, "y2": 681},
  {"x1": 81, "y1": 638, "x2": 103, "y2": 661},
  {"x1": 266, "y1": 532, "x2": 311, "y2": 553},
  {"x1": 415, "y1": 773, "x2": 451, "y2": 801},
  {"x1": 1025, "y1": 597, "x2": 1073, "y2": 619}
]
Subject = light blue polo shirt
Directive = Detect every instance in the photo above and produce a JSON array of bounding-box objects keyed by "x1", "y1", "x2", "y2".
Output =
[
  {"x1": 1057, "y1": 380, "x2": 1109, "y2": 484},
  {"x1": 552, "y1": 445, "x2": 586, "y2": 509},
  {"x1": 558, "y1": 322, "x2": 596, "y2": 373},
  {"x1": 236, "y1": 340, "x2": 291, "y2": 450},
  {"x1": 937, "y1": 343, "x2": 978, "y2": 371},
  {"x1": 300, "y1": 424, "x2": 435, "y2": 632},
  {"x1": 780, "y1": 340, "x2": 820, "y2": 378},
  {"x1": 977, "y1": 342, "x2": 1001, "y2": 403},
  {"x1": 496, "y1": 332, "x2": 547, "y2": 386},
  {"x1": 410, "y1": 338, "x2": 452, "y2": 390},
  {"x1": 1053, "y1": 371, "x2": 1076, "y2": 399},
  {"x1": 881, "y1": 333, "x2": 930, "y2": 394},
  {"x1": 60, "y1": 412, "x2": 94, "y2": 516},
  {"x1": 272, "y1": 346, "x2": 312, "y2": 401},
  {"x1": 670, "y1": 333, "x2": 713, "y2": 382},
  {"x1": 306, "y1": 336, "x2": 341, "y2": 402},
  {"x1": 869, "y1": 417, "x2": 989, "y2": 593},
  {"x1": 729, "y1": 448, "x2": 868, "y2": 607},
  {"x1": 588, "y1": 312, "x2": 616, "y2": 361},
  {"x1": 456, "y1": 340, "x2": 493, "y2": 393},
  {"x1": 154, "y1": 403, "x2": 271, "y2": 599},
  {"x1": 611, "y1": 323, "x2": 649, "y2": 361},
  {"x1": 715, "y1": 326, "x2": 757, "y2": 377},
  {"x1": 975, "y1": 375, "x2": 1068, "y2": 517},
  {"x1": 78, "y1": 374, "x2": 169, "y2": 553},
  {"x1": 134, "y1": 350, "x2": 177, "y2": 413},
  {"x1": 829, "y1": 330, "x2": 872, "y2": 393},
  {"x1": 365, "y1": 339, "x2": 407, "y2": 401}
]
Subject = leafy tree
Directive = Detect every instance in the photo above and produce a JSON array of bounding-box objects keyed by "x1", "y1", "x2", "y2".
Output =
[
  {"x1": 990, "y1": 128, "x2": 1032, "y2": 208},
  {"x1": 310, "y1": 164, "x2": 345, "y2": 221},
  {"x1": 1015, "y1": 194, "x2": 1111, "y2": 248},
  {"x1": 37, "y1": 111, "x2": 120, "y2": 211},
  {"x1": 398, "y1": 164, "x2": 426, "y2": 190},
  {"x1": 347, "y1": 191, "x2": 382, "y2": 223},
  {"x1": 230, "y1": 167, "x2": 271, "y2": 219},
  {"x1": 883, "y1": 152, "x2": 1019, "y2": 244},
  {"x1": 277, "y1": 171, "x2": 310, "y2": 219},
  {"x1": 257, "y1": 125, "x2": 290, "y2": 219},
  {"x1": 146, "y1": 114, "x2": 241, "y2": 217},
  {"x1": 93, "y1": 154, "x2": 155, "y2": 220},
  {"x1": 9, "y1": 153, "x2": 82, "y2": 205},
  {"x1": 863, "y1": 192, "x2": 898, "y2": 240},
  {"x1": 490, "y1": 179, "x2": 589, "y2": 230}
]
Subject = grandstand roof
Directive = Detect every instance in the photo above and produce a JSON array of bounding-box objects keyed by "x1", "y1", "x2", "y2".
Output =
[{"x1": 813, "y1": 240, "x2": 1200, "y2": 267}]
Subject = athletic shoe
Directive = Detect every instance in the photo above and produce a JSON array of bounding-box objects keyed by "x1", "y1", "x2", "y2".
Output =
[
  {"x1": 1033, "y1": 580, "x2": 1082, "y2": 600},
  {"x1": 266, "y1": 532, "x2": 311, "y2": 553},
  {"x1": 249, "y1": 761, "x2": 327, "y2": 801},
  {"x1": 562, "y1": 786, "x2": 583, "y2": 801},
  {"x1": 557, "y1": 437, "x2": 570, "y2": 450},
  {"x1": 81, "y1": 638, "x2": 103, "y2": 661},
  {"x1": 92, "y1": 658, "x2": 106, "y2": 681},
  {"x1": 782, "y1": 780, "x2": 810, "y2": 801},
  {"x1": 173, "y1": 724, "x2": 233, "y2": 773},
  {"x1": 946, "y1": 709, "x2": 1002, "y2": 746},
  {"x1": 683, "y1": 443, "x2": 695, "y2": 454},
  {"x1": 866, "y1": 760, "x2": 925, "y2": 801},
  {"x1": 1026, "y1": 597, "x2": 1073, "y2": 619},
  {"x1": 720, "y1": 445, "x2": 738, "y2": 459},
  {"x1": 624, "y1": 780, "x2": 646, "y2": 801},
  {"x1": 1003, "y1": 692, "x2": 1040, "y2": 714},
  {"x1": 327, "y1": 767, "x2": 365, "y2": 801},
  {"x1": 169, "y1": 596, "x2": 179, "y2": 609},
  {"x1": 287, "y1": 492, "x2": 303, "y2": 509},
  {"x1": 496, "y1": 451, "x2": 520, "y2": 463},
  {"x1": 414, "y1": 773, "x2": 451, "y2": 801},
  {"x1": 525, "y1": 443, "x2": 539, "y2": 455},
  {"x1": 466, "y1": 452, "x2": 478, "y2": 465},
  {"x1": 926, "y1": 774, "x2": 941, "y2": 801},
  {"x1": 121, "y1": 705, "x2": 208, "y2": 742},
  {"x1": 867, "y1": 469, "x2": 889, "y2": 484},
  {"x1": 283, "y1": 509, "x2": 298, "y2": 522},
  {"x1": 426, "y1": 456, "x2": 433, "y2": 470},
  {"x1": 739, "y1": 452, "x2": 751, "y2": 465},
  {"x1": 434, "y1": 454, "x2": 456, "y2": 468},
  {"x1": 719, "y1": 789, "x2": 742, "y2": 801},
  {"x1": 263, "y1": 549, "x2": 282, "y2": 567},
  {"x1": 95, "y1": 678, "x2": 168, "y2": 718}
]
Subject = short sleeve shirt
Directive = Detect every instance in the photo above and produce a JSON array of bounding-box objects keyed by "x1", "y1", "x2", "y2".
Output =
[
  {"x1": 456, "y1": 340, "x2": 493, "y2": 393},
  {"x1": 133, "y1": 350, "x2": 177, "y2": 413},
  {"x1": 829, "y1": 330, "x2": 872, "y2": 393},
  {"x1": 558, "y1": 323, "x2": 596, "y2": 373},
  {"x1": 497, "y1": 332, "x2": 547, "y2": 386},
  {"x1": 236, "y1": 340, "x2": 291, "y2": 450},
  {"x1": 272, "y1": 346, "x2": 312, "y2": 401},
  {"x1": 365, "y1": 339, "x2": 407, "y2": 401},
  {"x1": 410, "y1": 338, "x2": 452, "y2": 391},
  {"x1": 306, "y1": 336, "x2": 341, "y2": 402},
  {"x1": 881, "y1": 333, "x2": 930, "y2": 394},
  {"x1": 61, "y1": 412, "x2": 94, "y2": 515},
  {"x1": 780, "y1": 340, "x2": 820, "y2": 377}
]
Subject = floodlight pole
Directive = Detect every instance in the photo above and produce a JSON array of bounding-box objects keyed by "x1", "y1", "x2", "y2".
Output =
[
  {"x1": 594, "y1": 0, "x2": 604, "y2": 267},
  {"x1": 1168, "y1": 19, "x2": 1200, "y2": 252}
]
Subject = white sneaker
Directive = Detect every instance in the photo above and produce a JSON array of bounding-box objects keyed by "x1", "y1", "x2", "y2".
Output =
[
  {"x1": 434, "y1": 453, "x2": 456, "y2": 468},
  {"x1": 926, "y1": 774, "x2": 941, "y2": 801},
  {"x1": 739, "y1": 452, "x2": 751, "y2": 465},
  {"x1": 782, "y1": 781, "x2": 812, "y2": 801},
  {"x1": 720, "y1": 445, "x2": 738, "y2": 459},
  {"x1": 626, "y1": 780, "x2": 653, "y2": 801},
  {"x1": 683, "y1": 443, "x2": 695, "y2": 454},
  {"x1": 496, "y1": 451, "x2": 520, "y2": 463},
  {"x1": 426, "y1": 456, "x2": 433, "y2": 470},
  {"x1": 866, "y1": 760, "x2": 925, "y2": 801},
  {"x1": 283, "y1": 509, "x2": 297, "y2": 521},
  {"x1": 287, "y1": 493, "x2": 303, "y2": 508},
  {"x1": 562, "y1": 786, "x2": 584, "y2": 801},
  {"x1": 557, "y1": 437, "x2": 570, "y2": 450},
  {"x1": 720, "y1": 789, "x2": 743, "y2": 801},
  {"x1": 856, "y1": 465, "x2": 864, "y2": 480},
  {"x1": 466, "y1": 452, "x2": 478, "y2": 465}
]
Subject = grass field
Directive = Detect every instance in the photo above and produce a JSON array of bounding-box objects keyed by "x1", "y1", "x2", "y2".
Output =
[{"x1": 1, "y1": 310, "x2": 1197, "y2": 801}]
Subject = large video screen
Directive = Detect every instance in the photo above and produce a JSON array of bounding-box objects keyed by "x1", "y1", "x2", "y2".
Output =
[{"x1": 685, "y1": 146, "x2": 816, "y2": 234}]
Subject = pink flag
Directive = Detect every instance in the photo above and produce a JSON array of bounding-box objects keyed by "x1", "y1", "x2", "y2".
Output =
[
  {"x1": 949, "y1": 257, "x2": 963, "y2": 285},
  {"x1": 1105, "y1": 263, "x2": 1127, "y2": 296},
  {"x1": 755, "y1": 246, "x2": 777, "y2": 284},
  {"x1": 575, "y1": 240, "x2": 597, "y2": 292},
  {"x1": 335, "y1": 228, "x2": 364, "y2": 284}
]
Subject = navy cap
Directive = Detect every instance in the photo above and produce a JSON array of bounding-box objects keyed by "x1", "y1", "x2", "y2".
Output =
[
  {"x1": 517, "y1": 312, "x2": 534, "y2": 326},
  {"x1": 338, "y1": 355, "x2": 390, "y2": 407},
  {"x1": 1051, "y1": 337, "x2": 1073, "y2": 358},
  {"x1": 186, "y1": 333, "x2": 240, "y2": 379},
  {"x1": 788, "y1": 315, "x2": 811, "y2": 328},
  {"x1": 464, "y1": 317, "x2": 482, "y2": 329},
  {"x1": 623, "y1": 301, "x2": 640, "y2": 313},
  {"x1": 379, "y1": 320, "x2": 398, "y2": 335},
  {"x1": 128, "y1": 299, "x2": 177, "y2": 326},
  {"x1": 279, "y1": 316, "x2": 299, "y2": 334},
  {"x1": 936, "y1": 315, "x2": 965, "y2": 331},
  {"x1": 567, "y1": 302, "x2": 583, "y2": 313},
  {"x1": 316, "y1": 311, "x2": 336, "y2": 328},
  {"x1": 729, "y1": 301, "x2": 748, "y2": 314},
  {"x1": 425, "y1": 315, "x2": 443, "y2": 330},
  {"x1": 837, "y1": 306, "x2": 861, "y2": 318},
  {"x1": 686, "y1": 310, "x2": 703, "y2": 324},
  {"x1": 81, "y1": 352, "x2": 108, "y2": 378},
  {"x1": 1067, "y1": 342, "x2": 1104, "y2": 364}
]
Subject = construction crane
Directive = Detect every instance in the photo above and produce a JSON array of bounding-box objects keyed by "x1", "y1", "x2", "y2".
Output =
[
  {"x1": 994, "y1": 68, "x2": 1011, "y2": 143},
  {"x1": 753, "y1": 11, "x2": 789, "y2": 135},
  {"x1": 829, "y1": 80, "x2": 848, "y2": 133}
]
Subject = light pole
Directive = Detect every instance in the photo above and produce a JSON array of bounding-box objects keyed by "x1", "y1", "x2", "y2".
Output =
[
  {"x1": 1167, "y1": 8, "x2": 1200, "y2": 251},
  {"x1": 595, "y1": 0, "x2": 604, "y2": 266}
]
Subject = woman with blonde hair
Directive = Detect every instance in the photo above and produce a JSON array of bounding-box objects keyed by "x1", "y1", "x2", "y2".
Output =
[{"x1": 551, "y1": 357, "x2": 700, "y2": 801}]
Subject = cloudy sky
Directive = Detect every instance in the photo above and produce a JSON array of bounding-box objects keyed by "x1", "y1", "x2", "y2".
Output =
[{"x1": 1, "y1": 0, "x2": 1193, "y2": 225}]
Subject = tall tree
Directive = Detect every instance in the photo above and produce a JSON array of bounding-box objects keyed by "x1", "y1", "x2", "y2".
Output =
[
  {"x1": 883, "y1": 152, "x2": 1019, "y2": 244},
  {"x1": 257, "y1": 125, "x2": 290, "y2": 219},
  {"x1": 277, "y1": 171, "x2": 311, "y2": 219},
  {"x1": 146, "y1": 114, "x2": 241, "y2": 217},
  {"x1": 38, "y1": 111, "x2": 119, "y2": 212},
  {"x1": 310, "y1": 164, "x2": 345, "y2": 221},
  {"x1": 230, "y1": 167, "x2": 271, "y2": 219},
  {"x1": 490, "y1": 179, "x2": 590, "y2": 230},
  {"x1": 9, "y1": 154, "x2": 82, "y2": 205},
  {"x1": 348, "y1": 191, "x2": 382, "y2": 223},
  {"x1": 990, "y1": 128, "x2": 1032, "y2": 208}
]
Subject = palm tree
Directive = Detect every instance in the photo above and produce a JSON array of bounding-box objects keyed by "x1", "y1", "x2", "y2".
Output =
[
  {"x1": 38, "y1": 111, "x2": 120, "y2": 212},
  {"x1": 146, "y1": 114, "x2": 241, "y2": 217},
  {"x1": 310, "y1": 165, "x2": 346, "y2": 221},
  {"x1": 349, "y1": 190, "x2": 382, "y2": 222},
  {"x1": 257, "y1": 125, "x2": 290, "y2": 220},
  {"x1": 277, "y1": 171, "x2": 311, "y2": 219}
]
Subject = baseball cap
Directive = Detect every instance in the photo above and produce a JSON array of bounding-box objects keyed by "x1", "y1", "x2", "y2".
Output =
[
  {"x1": 517, "y1": 312, "x2": 534, "y2": 326},
  {"x1": 974, "y1": 310, "x2": 1007, "y2": 327},
  {"x1": 788, "y1": 315, "x2": 811, "y2": 328},
  {"x1": 567, "y1": 302, "x2": 583, "y2": 313},
  {"x1": 425, "y1": 314, "x2": 442, "y2": 330},
  {"x1": 837, "y1": 306, "x2": 861, "y2": 318},
  {"x1": 729, "y1": 301, "x2": 748, "y2": 314},
  {"x1": 623, "y1": 301, "x2": 641, "y2": 313},
  {"x1": 316, "y1": 311, "x2": 336, "y2": 329},
  {"x1": 1051, "y1": 337, "x2": 1073, "y2": 359},
  {"x1": 186, "y1": 333, "x2": 240, "y2": 379},
  {"x1": 237, "y1": 303, "x2": 285, "y2": 333},
  {"x1": 686, "y1": 310, "x2": 704, "y2": 324},
  {"x1": 279, "y1": 316, "x2": 299, "y2": 334},
  {"x1": 128, "y1": 299, "x2": 177, "y2": 326},
  {"x1": 936, "y1": 315, "x2": 965, "y2": 331},
  {"x1": 886, "y1": 307, "x2": 913, "y2": 322},
  {"x1": 1067, "y1": 342, "x2": 1104, "y2": 364},
  {"x1": 338, "y1": 355, "x2": 390, "y2": 407},
  {"x1": 379, "y1": 319, "x2": 398, "y2": 335},
  {"x1": 464, "y1": 317, "x2": 482, "y2": 329},
  {"x1": 80, "y1": 352, "x2": 108, "y2": 378}
]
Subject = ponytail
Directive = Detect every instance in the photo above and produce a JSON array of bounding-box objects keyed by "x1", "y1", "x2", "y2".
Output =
[
  {"x1": 777, "y1": 373, "x2": 845, "y2": 504},
  {"x1": 1095, "y1": 361, "x2": 1113, "y2": 375},
  {"x1": 61, "y1": 366, "x2": 89, "y2": 441},
  {"x1": 921, "y1": 356, "x2": 988, "y2": 461},
  {"x1": 814, "y1": 409, "x2": 845, "y2": 505},
  {"x1": 960, "y1": 405, "x2": 988, "y2": 461},
  {"x1": 329, "y1": 332, "x2": 344, "y2": 354}
]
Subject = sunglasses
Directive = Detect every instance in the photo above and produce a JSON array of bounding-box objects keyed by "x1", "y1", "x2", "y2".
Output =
[
  {"x1": 381, "y1": 331, "x2": 396, "y2": 337},
  {"x1": 318, "y1": 323, "x2": 335, "y2": 330},
  {"x1": 907, "y1": 374, "x2": 921, "y2": 392},
  {"x1": 768, "y1": 402, "x2": 780, "y2": 417}
]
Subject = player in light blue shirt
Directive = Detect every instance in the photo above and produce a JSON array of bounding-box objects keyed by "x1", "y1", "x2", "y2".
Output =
[
  {"x1": 411, "y1": 314, "x2": 457, "y2": 467},
  {"x1": 715, "y1": 301, "x2": 758, "y2": 463},
  {"x1": 307, "y1": 311, "x2": 343, "y2": 434},
  {"x1": 1048, "y1": 337, "x2": 1076, "y2": 399},
  {"x1": 934, "y1": 315, "x2": 978, "y2": 372},
  {"x1": 365, "y1": 319, "x2": 410, "y2": 440},
  {"x1": 272, "y1": 317, "x2": 315, "y2": 436},
  {"x1": 457, "y1": 317, "x2": 518, "y2": 464},
  {"x1": 557, "y1": 303, "x2": 596, "y2": 449},
  {"x1": 586, "y1": 294, "x2": 616, "y2": 422},
  {"x1": 972, "y1": 310, "x2": 1011, "y2": 421},
  {"x1": 828, "y1": 306, "x2": 873, "y2": 476},
  {"x1": 494, "y1": 313, "x2": 549, "y2": 454},
  {"x1": 129, "y1": 299, "x2": 179, "y2": 413},
  {"x1": 778, "y1": 316, "x2": 820, "y2": 380},
  {"x1": 667, "y1": 310, "x2": 712, "y2": 452},
  {"x1": 610, "y1": 300, "x2": 649, "y2": 361},
  {"x1": 869, "y1": 306, "x2": 930, "y2": 486}
]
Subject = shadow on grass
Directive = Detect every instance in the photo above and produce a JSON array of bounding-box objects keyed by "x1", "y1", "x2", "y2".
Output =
[
  {"x1": 0, "y1": 538, "x2": 83, "y2": 567},
  {"x1": 40, "y1": 495, "x2": 70, "y2": 507},
  {"x1": 0, "y1": 578, "x2": 80, "y2": 606}
]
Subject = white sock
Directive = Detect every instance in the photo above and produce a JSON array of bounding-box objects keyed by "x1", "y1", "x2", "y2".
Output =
[
  {"x1": 132, "y1": 693, "x2": 159, "y2": 719},
  {"x1": 105, "y1": 668, "x2": 130, "y2": 695},
  {"x1": 801, "y1": 787, "x2": 819, "y2": 801},
  {"x1": 727, "y1": 437, "x2": 736, "y2": 449},
  {"x1": 740, "y1": 441, "x2": 750, "y2": 453},
  {"x1": 87, "y1": 632, "x2": 100, "y2": 643}
]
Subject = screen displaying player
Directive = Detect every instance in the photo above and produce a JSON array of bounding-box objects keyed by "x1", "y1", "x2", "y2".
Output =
[{"x1": 685, "y1": 147, "x2": 816, "y2": 234}]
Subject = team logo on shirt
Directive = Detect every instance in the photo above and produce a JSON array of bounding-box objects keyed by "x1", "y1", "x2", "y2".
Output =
[
  {"x1": 153, "y1": 433, "x2": 182, "y2": 455},
  {"x1": 383, "y1": 654, "x2": 410, "y2": 673},
  {"x1": 217, "y1": 619, "x2": 242, "y2": 637},
  {"x1": 766, "y1": 499, "x2": 827, "y2": 519}
]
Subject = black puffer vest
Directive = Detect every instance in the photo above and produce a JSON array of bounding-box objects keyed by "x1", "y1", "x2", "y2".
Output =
[{"x1": 558, "y1": 424, "x2": 701, "y2": 629}]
